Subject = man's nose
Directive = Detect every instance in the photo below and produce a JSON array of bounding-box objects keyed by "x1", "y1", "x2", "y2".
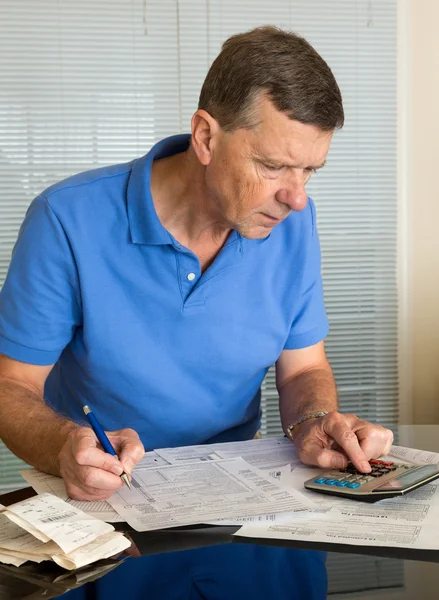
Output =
[{"x1": 275, "y1": 181, "x2": 308, "y2": 212}]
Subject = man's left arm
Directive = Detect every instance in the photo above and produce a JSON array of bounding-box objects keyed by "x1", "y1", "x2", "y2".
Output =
[{"x1": 276, "y1": 341, "x2": 394, "y2": 473}]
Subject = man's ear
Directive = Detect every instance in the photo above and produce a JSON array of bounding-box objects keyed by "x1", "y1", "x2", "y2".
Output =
[{"x1": 190, "y1": 110, "x2": 221, "y2": 166}]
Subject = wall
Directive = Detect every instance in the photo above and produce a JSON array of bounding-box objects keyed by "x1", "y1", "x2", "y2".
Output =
[{"x1": 409, "y1": 0, "x2": 439, "y2": 423}]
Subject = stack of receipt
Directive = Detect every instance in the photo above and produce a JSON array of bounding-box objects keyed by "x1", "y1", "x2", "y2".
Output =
[{"x1": 0, "y1": 493, "x2": 130, "y2": 569}]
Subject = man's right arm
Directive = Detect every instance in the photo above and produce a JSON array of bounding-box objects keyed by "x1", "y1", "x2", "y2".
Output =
[
  {"x1": 0, "y1": 353, "x2": 71, "y2": 474},
  {"x1": 0, "y1": 353, "x2": 144, "y2": 500}
]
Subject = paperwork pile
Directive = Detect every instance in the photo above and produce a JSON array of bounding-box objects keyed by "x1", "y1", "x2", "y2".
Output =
[
  {"x1": 21, "y1": 438, "x2": 314, "y2": 531},
  {"x1": 0, "y1": 493, "x2": 130, "y2": 569},
  {"x1": 235, "y1": 444, "x2": 439, "y2": 551},
  {"x1": 18, "y1": 437, "x2": 439, "y2": 553}
]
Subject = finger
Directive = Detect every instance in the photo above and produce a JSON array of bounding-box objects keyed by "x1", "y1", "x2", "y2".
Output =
[
  {"x1": 74, "y1": 433, "x2": 124, "y2": 476},
  {"x1": 323, "y1": 418, "x2": 371, "y2": 472},
  {"x1": 60, "y1": 460, "x2": 124, "y2": 501},
  {"x1": 358, "y1": 427, "x2": 394, "y2": 460},
  {"x1": 108, "y1": 429, "x2": 145, "y2": 475},
  {"x1": 384, "y1": 429, "x2": 394, "y2": 454},
  {"x1": 64, "y1": 474, "x2": 123, "y2": 501},
  {"x1": 335, "y1": 415, "x2": 395, "y2": 460},
  {"x1": 75, "y1": 464, "x2": 125, "y2": 494},
  {"x1": 300, "y1": 442, "x2": 350, "y2": 470}
]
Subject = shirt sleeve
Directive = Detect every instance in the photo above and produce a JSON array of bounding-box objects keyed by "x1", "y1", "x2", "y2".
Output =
[
  {"x1": 283, "y1": 198, "x2": 329, "y2": 350},
  {"x1": 0, "y1": 195, "x2": 82, "y2": 365}
]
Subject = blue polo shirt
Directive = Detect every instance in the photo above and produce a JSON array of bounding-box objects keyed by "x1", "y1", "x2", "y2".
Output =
[{"x1": 0, "y1": 135, "x2": 328, "y2": 449}]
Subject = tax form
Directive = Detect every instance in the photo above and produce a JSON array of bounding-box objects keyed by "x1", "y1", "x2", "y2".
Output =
[
  {"x1": 154, "y1": 437, "x2": 312, "y2": 527},
  {"x1": 21, "y1": 440, "x2": 296, "y2": 525},
  {"x1": 20, "y1": 450, "x2": 170, "y2": 523},
  {"x1": 235, "y1": 445, "x2": 439, "y2": 550},
  {"x1": 107, "y1": 457, "x2": 312, "y2": 532},
  {"x1": 155, "y1": 436, "x2": 301, "y2": 470}
]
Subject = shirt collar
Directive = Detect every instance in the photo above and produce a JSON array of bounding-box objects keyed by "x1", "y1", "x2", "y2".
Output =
[
  {"x1": 127, "y1": 133, "x2": 273, "y2": 247},
  {"x1": 127, "y1": 134, "x2": 191, "y2": 245}
]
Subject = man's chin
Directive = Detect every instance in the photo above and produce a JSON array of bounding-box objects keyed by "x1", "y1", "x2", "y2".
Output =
[{"x1": 237, "y1": 224, "x2": 274, "y2": 240}]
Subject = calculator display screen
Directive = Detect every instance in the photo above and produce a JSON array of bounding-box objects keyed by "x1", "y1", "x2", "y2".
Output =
[{"x1": 372, "y1": 464, "x2": 439, "y2": 492}]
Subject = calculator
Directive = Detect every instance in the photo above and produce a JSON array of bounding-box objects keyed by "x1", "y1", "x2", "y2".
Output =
[{"x1": 304, "y1": 459, "x2": 439, "y2": 502}]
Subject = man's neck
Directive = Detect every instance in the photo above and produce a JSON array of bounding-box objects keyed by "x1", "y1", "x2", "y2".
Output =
[{"x1": 150, "y1": 147, "x2": 231, "y2": 250}]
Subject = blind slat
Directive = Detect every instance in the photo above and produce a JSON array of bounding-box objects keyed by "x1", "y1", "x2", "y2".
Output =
[{"x1": 0, "y1": 1, "x2": 401, "y2": 593}]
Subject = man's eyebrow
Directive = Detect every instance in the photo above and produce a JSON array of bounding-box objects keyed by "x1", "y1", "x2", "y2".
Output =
[
  {"x1": 309, "y1": 160, "x2": 326, "y2": 170},
  {"x1": 256, "y1": 155, "x2": 327, "y2": 170}
]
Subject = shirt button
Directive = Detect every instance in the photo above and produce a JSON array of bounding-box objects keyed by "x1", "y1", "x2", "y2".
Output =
[{"x1": 187, "y1": 272, "x2": 196, "y2": 281}]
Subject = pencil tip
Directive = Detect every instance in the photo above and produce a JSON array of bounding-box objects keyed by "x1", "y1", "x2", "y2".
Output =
[{"x1": 122, "y1": 473, "x2": 131, "y2": 489}]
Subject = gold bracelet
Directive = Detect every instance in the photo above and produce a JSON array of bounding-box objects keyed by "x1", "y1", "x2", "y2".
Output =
[{"x1": 286, "y1": 411, "x2": 329, "y2": 440}]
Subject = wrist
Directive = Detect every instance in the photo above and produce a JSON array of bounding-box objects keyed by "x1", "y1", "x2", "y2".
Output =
[
  {"x1": 285, "y1": 411, "x2": 329, "y2": 441},
  {"x1": 54, "y1": 420, "x2": 79, "y2": 476}
]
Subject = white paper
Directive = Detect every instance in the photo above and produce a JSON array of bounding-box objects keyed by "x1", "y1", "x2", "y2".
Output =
[
  {"x1": 20, "y1": 467, "x2": 69, "y2": 500},
  {"x1": 20, "y1": 469, "x2": 121, "y2": 523},
  {"x1": 137, "y1": 452, "x2": 171, "y2": 468},
  {"x1": 0, "y1": 550, "x2": 28, "y2": 567},
  {"x1": 51, "y1": 531, "x2": 130, "y2": 570},
  {"x1": 156, "y1": 436, "x2": 300, "y2": 470},
  {"x1": 0, "y1": 512, "x2": 59, "y2": 556},
  {"x1": 389, "y1": 445, "x2": 439, "y2": 466},
  {"x1": 154, "y1": 444, "x2": 224, "y2": 463},
  {"x1": 234, "y1": 511, "x2": 439, "y2": 550},
  {"x1": 214, "y1": 437, "x2": 301, "y2": 470},
  {"x1": 19, "y1": 451, "x2": 169, "y2": 524},
  {"x1": 208, "y1": 464, "x2": 314, "y2": 526},
  {"x1": 108, "y1": 457, "x2": 311, "y2": 532},
  {"x1": 287, "y1": 464, "x2": 439, "y2": 523},
  {"x1": 4, "y1": 493, "x2": 114, "y2": 554},
  {"x1": 235, "y1": 444, "x2": 439, "y2": 550},
  {"x1": 154, "y1": 438, "x2": 312, "y2": 528},
  {"x1": 0, "y1": 494, "x2": 131, "y2": 570}
]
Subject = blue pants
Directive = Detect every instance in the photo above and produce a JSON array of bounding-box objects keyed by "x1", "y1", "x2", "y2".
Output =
[{"x1": 62, "y1": 544, "x2": 327, "y2": 599}]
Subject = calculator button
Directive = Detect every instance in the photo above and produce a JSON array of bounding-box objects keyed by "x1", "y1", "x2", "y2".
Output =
[
  {"x1": 325, "y1": 480, "x2": 338, "y2": 485},
  {"x1": 370, "y1": 472, "x2": 383, "y2": 477},
  {"x1": 347, "y1": 483, "x2": 361, "y2": 488},
  {"x1": 388, "y1": 466, "x2": 397, "y2": 471},
  {"x1": 314, "y1": 478, "x2": 327, "y2": 484},
  {"x1": 378, "y1": 469, "x2": 390, "y2": 474},
  {"x1": 336, "y1": 481, "x2": 349, "y2": 487},
  {"x1": 370, "y1": 460, "x2": 383, "y2": 465},
  {"x1": 382, "y1": 462, "x2": 394, "y2": 467}
]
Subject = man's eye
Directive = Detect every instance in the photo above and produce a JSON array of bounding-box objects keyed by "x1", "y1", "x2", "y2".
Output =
[{"x1": 264, "y1": 164, "x2": 281, "y2": 171}]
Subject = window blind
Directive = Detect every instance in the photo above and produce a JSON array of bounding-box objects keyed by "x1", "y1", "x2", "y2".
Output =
[
  {"x1": 258, "y1": 0, "x2": 399, "y2": 436},
  {"x1": 0, "y1": 1, "x2": 402, "y2": 594}
]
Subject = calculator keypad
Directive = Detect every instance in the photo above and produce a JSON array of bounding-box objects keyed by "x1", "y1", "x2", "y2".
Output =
[{"x1": 312, "y1": 460, "x2": 402, "y2": 488}]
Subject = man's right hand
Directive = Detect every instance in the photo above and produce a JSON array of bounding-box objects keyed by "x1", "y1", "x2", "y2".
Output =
[{"x1": 58, "y1": 426, "x2": 145, "y2": 501}]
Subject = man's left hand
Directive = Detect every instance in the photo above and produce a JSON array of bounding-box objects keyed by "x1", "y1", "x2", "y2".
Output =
[{"x1": 292, "y1": 411, "x2": 394, "y2": 473}]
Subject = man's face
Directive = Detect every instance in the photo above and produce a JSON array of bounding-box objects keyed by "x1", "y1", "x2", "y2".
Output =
[{"x1": 205, "y1": 98, "x2": 333, "y2": 239}]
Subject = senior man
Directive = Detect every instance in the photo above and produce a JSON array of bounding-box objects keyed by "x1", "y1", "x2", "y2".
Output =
[{"x1": 0, "y1": 26, "x2": 393, "y2": 599}]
